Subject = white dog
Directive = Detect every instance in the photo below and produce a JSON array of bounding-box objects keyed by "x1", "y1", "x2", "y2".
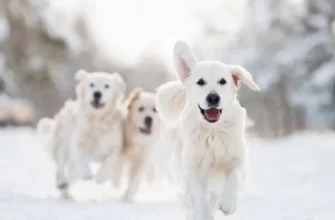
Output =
[
  {"x1": 37, "y1": 70, "x2": 125, "y2": 198},
  {"x1": 156, "y1": 41, "x2": 260, "y2": 220},
  {"x1": 37, "y1": 99, "x2": 79, "y2": 198}
]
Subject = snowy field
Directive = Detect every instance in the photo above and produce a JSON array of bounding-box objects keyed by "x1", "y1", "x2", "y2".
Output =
[{"x1": 0, "y1": 128, "x2": 334, "y2": 220}]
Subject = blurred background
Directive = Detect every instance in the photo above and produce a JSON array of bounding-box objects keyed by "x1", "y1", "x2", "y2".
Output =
[
  {"x1": 0, "y1": 0, "x2": 335, "y2": 137},
  {"x1": 0, "y1": 1, "x2": 335, "y2": 219}
]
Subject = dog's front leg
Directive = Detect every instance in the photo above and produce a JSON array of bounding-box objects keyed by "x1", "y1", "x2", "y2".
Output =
[
  {"x1": 186, "y1": 166, "x2": 212, "y2": 220},
  {"x1": 219, "y1": 159, "x2": 244, "y2": 215},
  {"x1": 69, "y1": 134, "x2": 93, "y2": 180},
  {"x1": 123, "y1": 159, "x2": 143, "y2": 202},
  {"x1": 95, "y1": 153, "x2": 121, "y2": 188},
  {"x1": 95, "y1": 156, "x2": 110, "y2": 184}
]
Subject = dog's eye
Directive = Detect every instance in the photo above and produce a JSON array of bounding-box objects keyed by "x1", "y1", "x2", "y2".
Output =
[
  {"x1": 105, "y1": 84, "x2": 109, "y2": 89},
  {"x1": 218, "y1": 78, "x2": 226, "y2": 85},
  {"x1": 153, "y1": 107, "x2": 157, "y2": 113},
  {"x1": 138, "y1": 106, "x2": 144, "y2": 112},
  {"x1": 90, "y1": 83, "x2": 94, "y2": 88},
  {"x1": 196, "y1": 78, "x2": 206, "y2": 86}
]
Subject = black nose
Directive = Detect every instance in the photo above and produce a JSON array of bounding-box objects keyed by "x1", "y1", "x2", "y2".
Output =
[
  {"x1": 93, "y1": 91, "x2": 102, "y2": 100},
  {"x1": 144, "y1": 116, "x2": 153, "y2": 127},
  {"x1": 206, "y1": 93, "x2": 220, "y2": 106}
]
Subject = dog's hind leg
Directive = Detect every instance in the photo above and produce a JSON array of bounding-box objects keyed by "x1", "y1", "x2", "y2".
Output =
[
  {"x1": 54, "y1": 143, "x2": 67, "y2": 190},
  {"x1": 58, "y1": 179, "x2": 72, "y2": 200},
  {"x1": 54, "y1": 147, "x2": 73, "y2": 199}
]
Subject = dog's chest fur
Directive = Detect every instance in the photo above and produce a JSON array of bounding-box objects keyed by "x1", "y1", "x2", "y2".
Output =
[
  {"x1": 78, "y1": 110, "x2": 122, "y2": 160},
  {"x1": 182, "y1": 104, "x2": 246, "y2": 170},
  {"x1": 124, "y1": 131, "x2": 158, "y2": 160}
]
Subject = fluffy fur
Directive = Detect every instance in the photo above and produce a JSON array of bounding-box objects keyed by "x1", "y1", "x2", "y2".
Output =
[
  {"x1": 155, "y1": 81, "x2": 186, "y2": 128},
  {"x1": 118, "y1": 88, "x2": 161, "y2": 202},
  {"x1": 37, "y1": 70, "x2": 126, "y2": 199},
  {"x1": 37, "y1": 117, "x2": 55, "y2": 135},
  {"x1": 156, "y1": 41, "x2": 260, "y2": 220}
]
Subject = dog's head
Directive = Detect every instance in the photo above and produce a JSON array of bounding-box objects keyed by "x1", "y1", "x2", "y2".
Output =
[
  {"x1": 125, "y1": 88, "x2": 159, "y2": 136},
  {"x1": 75, "y1": 70, "x2": 125, "y2": 112},
  {"x1": 174, "y1": 41, "x2": 260, "y2": 123}
]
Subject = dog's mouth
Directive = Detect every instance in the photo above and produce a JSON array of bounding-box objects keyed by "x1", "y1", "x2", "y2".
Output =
[
  {"x1": 198, "y1": 105, "x2": 222, "y2": 123},
  {"x1": 139, "y1": 126, "x2": 152, "y2": 135},
  {"x1": 91, "y1": 100, "x2": 105, "y2": 109}
]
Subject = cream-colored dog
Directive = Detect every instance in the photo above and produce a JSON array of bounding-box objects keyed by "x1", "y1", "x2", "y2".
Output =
[
  {"x1": 156, "y1": 41, "x2": 260, "y2": 220},
  {"x1": 37, "y1": 70, "x2": 125, "y2": 198},
  {"x1": 118, "y1": 88, "x2": 161, "y2": 202}
]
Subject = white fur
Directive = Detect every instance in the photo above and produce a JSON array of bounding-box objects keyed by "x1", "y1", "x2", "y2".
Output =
[
  {"x1": 37, "y1": 117, "x2": 55, "y2": 136},
  {"x1": 156, "y1": 81, "x2": 186, "y2": 127},
  {"x1": 38, "y1": 70, "x2": 126, "y2": 199},
  {"x1": 156, "y1": 41, "x2": 259, "y2": 220},
  {"x1": 70, "y1": 70, "x2": 125, "y2": 181}
]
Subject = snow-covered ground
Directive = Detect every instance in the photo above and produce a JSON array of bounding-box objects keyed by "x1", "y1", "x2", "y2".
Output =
[{"x1": 0, "y1": 128, "x2": 334, "y2": 219}]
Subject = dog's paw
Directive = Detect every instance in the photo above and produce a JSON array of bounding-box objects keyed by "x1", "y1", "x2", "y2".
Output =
[
  {"x1": 219, "y1": 191, "x2": 237, "y2": 215},
  {"x1": 122, "y1": 193, "x2": 134, "y2": 203},
  {"x1": 122, "y1": 189, "x2": 136, "y2": 203},
  {"x1": 60, "y1": 191, "x2": 73, "y2": 200},
  {"x1": 57, "y1": 182, "x2": 68, "y2": 190}
]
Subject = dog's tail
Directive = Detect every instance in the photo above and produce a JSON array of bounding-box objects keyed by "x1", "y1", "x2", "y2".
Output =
[
  {"x1": 36, "y1": 117, "x2": 55, "y2": 136},
  {"x1": 156, "y1": 81, "x2": 186, "y2": 127}
]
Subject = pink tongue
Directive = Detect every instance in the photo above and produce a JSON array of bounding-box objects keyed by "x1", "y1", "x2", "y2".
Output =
[{"x1": 205, "y1": 108, "x2": 220, "y2": 120}]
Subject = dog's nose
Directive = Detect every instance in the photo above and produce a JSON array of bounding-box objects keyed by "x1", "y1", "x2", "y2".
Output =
[
  {"x1": 206, "y1": 93, "x2": 220, "y2": 106},
  {"x1": 93, "y1": 91, "x2": 102, "y2": 100},
  {"x1": 144, "y1": 116, "x2": 153, "y2": 127}
]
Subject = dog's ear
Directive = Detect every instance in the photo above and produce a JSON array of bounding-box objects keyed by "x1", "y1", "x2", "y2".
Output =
[
  {"x1": 230, "y1": 65, "x2": 260, "y2": 91},
  {"x1": 110, "y1": 72, "x2": 126, "y2": 94},
  {"x1": 75, "y1": 69, "x2": 88, "y2": 82},
  {"x1": 125, "y1": 87, "x2": 143, "y2": 110},
  {"x1": 75, "y1": 83, "x2": 84, "y2": 99},
  {"x1": 174, "y1": 41, "x2": 197, "y2": 83}
]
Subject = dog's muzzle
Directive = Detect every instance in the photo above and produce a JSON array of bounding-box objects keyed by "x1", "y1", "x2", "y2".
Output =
[
  {"x1": 140, "y1": 116, "x2": 153, "y2": 135},
  {"x1": 198, "y1": 105, "x2": 222, "y2": 123},
  {"x1": 91, "y1": 91, "x2": 105, "y2": 109}
]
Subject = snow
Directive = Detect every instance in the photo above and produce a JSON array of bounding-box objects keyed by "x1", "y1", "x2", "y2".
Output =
[{"x1": 0, "y1": 128, "x2": 334, "y2": 219}]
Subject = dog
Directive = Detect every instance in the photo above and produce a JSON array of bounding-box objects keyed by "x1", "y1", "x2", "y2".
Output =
[
  {"x1": 37, "y1": 70, "x2": 125, "y2": 198},
  {"x1": 116, "y1": 88, "x2": 161, "y2": 202},
  {"x1": 156, "y1": 41, "x2": 260, "y2": 220},
  {"x1": 37, "y1": 99, "x2": 78, "y2": 198}
]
